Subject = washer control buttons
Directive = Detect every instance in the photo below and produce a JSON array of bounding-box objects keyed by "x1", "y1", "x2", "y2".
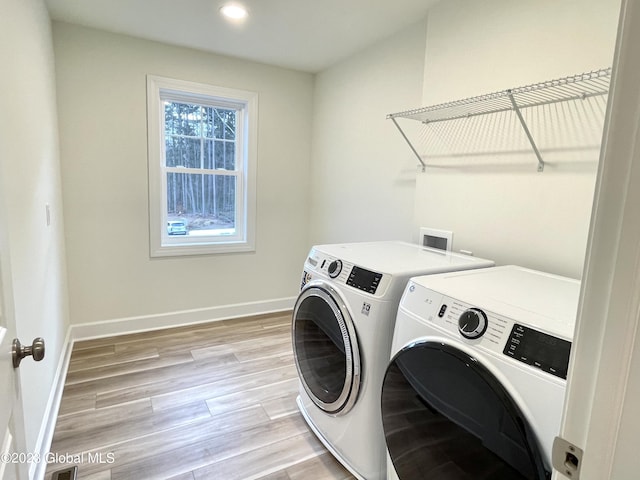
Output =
[
  {"x1": 458, "y1": 308, "x2": 488, "y2": 339},
  {"x1": 327, "y1": 260, "x2": 343, "y2": 278}
]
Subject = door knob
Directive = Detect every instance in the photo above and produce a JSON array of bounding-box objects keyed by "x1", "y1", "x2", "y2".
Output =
[{"x1": 12, "y1": 337, "x2": 45, "y2": 368}]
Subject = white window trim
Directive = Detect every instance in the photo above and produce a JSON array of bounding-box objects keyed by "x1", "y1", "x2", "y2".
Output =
[{"x1": 147, "y1": 75, "x2": 258, "y2": 257}]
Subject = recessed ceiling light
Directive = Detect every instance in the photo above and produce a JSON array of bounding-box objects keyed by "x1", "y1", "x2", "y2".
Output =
[{"x1": 220, "y1": 3, "x2": 249, "y2": 21}]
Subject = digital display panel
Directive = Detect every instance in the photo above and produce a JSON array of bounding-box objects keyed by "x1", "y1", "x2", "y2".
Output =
[
  {"x1": 346, "y1": 266, "x2": 382, "y2": 294},
  {"x1": 503, "y1": 324, "x2": 572, "y2": 379}
]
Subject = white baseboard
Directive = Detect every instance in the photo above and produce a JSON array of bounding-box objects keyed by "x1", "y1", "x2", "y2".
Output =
[
  {"x1": 69, "y1": 296, "x2": 296, "y2": 342},
  {"x1": 31, "y1": 296, "x2": 296, "y2": 479}
]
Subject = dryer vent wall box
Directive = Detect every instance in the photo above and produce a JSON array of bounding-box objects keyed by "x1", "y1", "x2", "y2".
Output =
[
  {"x1": 51, "y1": 466, "x2": 78, "y2": 480},
  {"x1": 420, "y1": 227, "x2": 453, "y2": 252}
]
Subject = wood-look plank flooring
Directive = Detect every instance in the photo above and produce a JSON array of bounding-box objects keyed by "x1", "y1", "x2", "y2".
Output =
[{"x1": 45, "y1": 313, "x2": 356, "y2": 480}]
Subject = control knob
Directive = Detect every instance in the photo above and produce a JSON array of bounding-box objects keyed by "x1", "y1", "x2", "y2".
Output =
[
  {"x1": 458, "y1": 308, "x2": 488, "y2": 339},
  {"x1": 327, "y1": 260, "x2": 343, "y2": 278}
]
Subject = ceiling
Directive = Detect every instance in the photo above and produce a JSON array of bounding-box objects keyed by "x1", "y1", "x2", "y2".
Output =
[{"x1": 44, "y1": 0, "x2": 440, "y2": 73}]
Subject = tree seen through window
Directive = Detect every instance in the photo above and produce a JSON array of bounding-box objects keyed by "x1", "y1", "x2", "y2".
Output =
[{"x1": 164, "y1": 101, "x2": 237, "y2": 235}]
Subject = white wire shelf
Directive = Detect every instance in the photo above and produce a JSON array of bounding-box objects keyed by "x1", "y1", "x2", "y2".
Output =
[{"x1": 388, "y1": 67, "x2": 612, "y2": 172}]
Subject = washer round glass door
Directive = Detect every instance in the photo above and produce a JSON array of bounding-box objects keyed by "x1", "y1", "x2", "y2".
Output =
[
  {"x1": 381, "y1": 341, "x2": 548, "y2": 480},
  {"x1": 292, "y1": 281, "x2": 361, "y2": 415}
]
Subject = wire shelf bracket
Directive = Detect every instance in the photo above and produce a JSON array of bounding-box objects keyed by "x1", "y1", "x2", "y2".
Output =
[{"x1": 388, "y1": 67, "x2": 612, "y2": 173}]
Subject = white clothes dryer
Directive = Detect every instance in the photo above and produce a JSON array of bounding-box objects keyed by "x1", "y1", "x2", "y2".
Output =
[
  {"x1": 381, "y1": 266, "x2": 581, "y2": 480},
  {"x1": 291, "y1": 241, "x2": 494, "y2": 480}
]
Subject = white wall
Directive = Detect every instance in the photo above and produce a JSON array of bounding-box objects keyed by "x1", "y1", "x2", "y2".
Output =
[
  {"x1": 0, "y1": 0, "x2": 69, "y2": 463},
  {"x1": 413, "y1": 0, "x2": 620, "y2": 278},
  {"x1": 52, "y1": 23, "x2": 314, "y2": 325},
  {"x1": 309, "y1": 20, "x2": 428, "y2": 245}
]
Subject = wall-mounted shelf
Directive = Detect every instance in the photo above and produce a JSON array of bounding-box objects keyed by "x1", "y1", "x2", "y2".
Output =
[{"x1": 388, "y1": 68, "x2": 612, "y2": 172}]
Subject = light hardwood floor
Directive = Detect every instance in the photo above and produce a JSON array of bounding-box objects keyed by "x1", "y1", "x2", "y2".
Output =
[{"x1": 45, "y1": 313, "x2": 356, "y2": 480}]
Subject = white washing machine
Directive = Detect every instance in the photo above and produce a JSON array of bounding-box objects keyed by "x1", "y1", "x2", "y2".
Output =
[
  {"x1": 381, "y1": 265, "x2": 581, "y2": 480},
  {"x1": 291, "y1": 241, "x2": 494, "y2": 480}
]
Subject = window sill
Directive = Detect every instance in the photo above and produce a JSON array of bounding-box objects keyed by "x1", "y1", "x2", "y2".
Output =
[{"x1": 150, "y1": 240, "x2": 255, "y2": 257}]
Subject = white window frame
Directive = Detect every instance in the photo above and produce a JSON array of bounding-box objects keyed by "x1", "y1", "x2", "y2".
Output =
[{"x1": 147, "y1": 75, "x2": 258, "y2": 257}]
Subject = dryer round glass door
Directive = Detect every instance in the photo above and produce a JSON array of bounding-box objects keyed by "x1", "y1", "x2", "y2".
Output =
[
  {"x1": 292, "y1": 282, "x2": 361, "y2": 415},
  {"x1": 381, "y1": 341, "x2": 548, "y2": 480}
]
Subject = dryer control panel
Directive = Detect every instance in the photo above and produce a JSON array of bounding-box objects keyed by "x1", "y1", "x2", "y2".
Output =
[
  {"x1": 437, "y1": 299, "x2": 511, "y2": 350},
  {"x1": 439, "y1": 298, "x2": 571, "y2": 380},
  {"x1": 400, "y1": 283, "x2": 572, "y2": 380},
  {"x1": 503, "y1": 324, "x2": 571, "y2": 379}
]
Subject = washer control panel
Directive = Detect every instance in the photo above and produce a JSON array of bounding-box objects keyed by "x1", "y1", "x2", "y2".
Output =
[
  {"x1": 302, "y1": 250, "x2": 389, "y2": 297},
  {"x1": 346, "y1": 266, "x2": 383, "y2": 294},
  {"x1": 327, "y1": 260, "x2": 343, "y2": 278}
]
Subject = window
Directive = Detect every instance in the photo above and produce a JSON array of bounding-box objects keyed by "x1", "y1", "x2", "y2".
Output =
[{"x1": 147, "y1": 76, "x2": 257, "y2": 256}]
